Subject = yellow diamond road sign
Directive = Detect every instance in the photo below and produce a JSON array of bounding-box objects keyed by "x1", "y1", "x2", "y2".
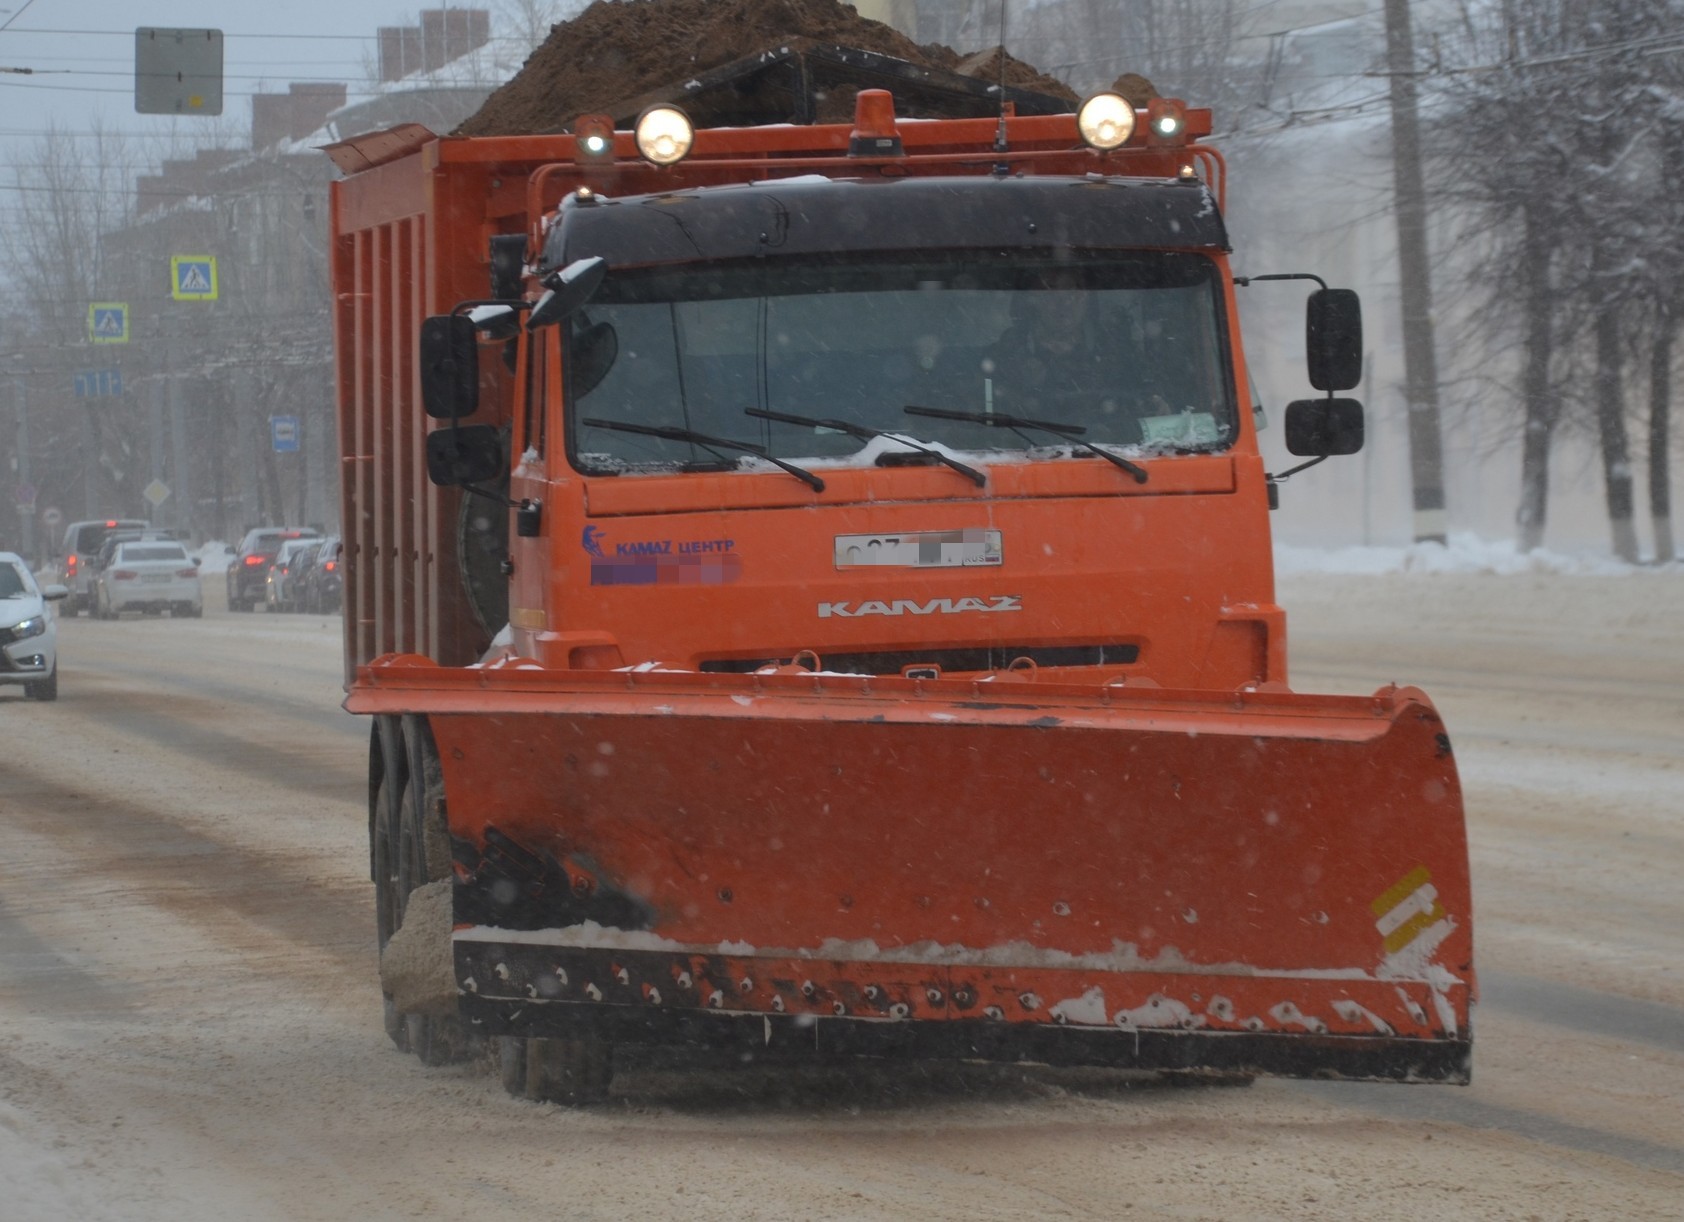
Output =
[
  {"x1": 171, "y1": 255, "x2": 218, "y2": 301},
  {"x1": 88, "y1": 302, "x2": 129, "y2": 343}
]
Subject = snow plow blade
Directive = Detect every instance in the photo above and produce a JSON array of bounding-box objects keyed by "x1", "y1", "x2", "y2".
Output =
[{"x1": 350, "y1": 663, "x2": 1473, "y2": 1083}]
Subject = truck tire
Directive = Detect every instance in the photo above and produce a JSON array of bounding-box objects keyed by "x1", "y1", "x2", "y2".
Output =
[
  {"x1": 396, "y1": 780, "x2": 464, "y2": 1067},
  {"x1": 497, "y1": 1036, "x2": 527, "y2": 1096},
  {"x1": 523, "y1": 1036, "x2": 613, "y2": 1104},
  {"x1": 394, "y1": 717, "x2": 469, "y2": 1067},
  {"x1": 24, "y1": 664, "x2": 57, "y2": 702},
  {"x1": 372, "y1": 769, "x2": 409, "y2": 1053}
]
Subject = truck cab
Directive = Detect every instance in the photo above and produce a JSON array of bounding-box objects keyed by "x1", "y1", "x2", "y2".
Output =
[{"x1": 424, "y1": 122, "x2": 1357, "y2": 694}]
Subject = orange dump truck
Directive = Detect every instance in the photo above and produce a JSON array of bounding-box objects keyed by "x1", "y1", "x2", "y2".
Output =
[{"x1": 328, "y1": 59, "x2": 1473, "y2": 1101}]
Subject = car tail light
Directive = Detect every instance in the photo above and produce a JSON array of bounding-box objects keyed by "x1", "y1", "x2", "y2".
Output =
[
  {"x1": 244, "y1": 555, "x2": 266, "y2": 566},
  {"x1": 325, "y1": 561, "x2": 337, "y2": 571},
  {"x1": 112, "y1": 569, "x2": 138, "y2": 581},
  {"x1": 67, "y1": 555, "x2": 78, "y2": 573},
  {"x1": 177, "y1": 568, "x2": 199, "y2": 578}
]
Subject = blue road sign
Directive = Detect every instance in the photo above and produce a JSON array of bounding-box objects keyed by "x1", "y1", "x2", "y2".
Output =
[
  {"x1": 73, "y1": 369, "x2": 124, "y2": 397},
  {"x1": 270, "y1": 414, "x2": 300, "y2": 453},
  {"x1": 88, "y1": 302, "x2": 129, "y2": 343},
  {"x1": 171, "y1": 255, "x2": 218, "y2": 301}
]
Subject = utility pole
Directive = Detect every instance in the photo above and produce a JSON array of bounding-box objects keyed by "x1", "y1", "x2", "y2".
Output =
[
  {"x1": 150, "y1": 352, "x2": 167, "y2": 527},
  {"x1": 12, "y1": 375, "x2": 34, "y2": 564},
  {"x1": 1383, "y1": 0, "x2": 1448, "y2": 544}
]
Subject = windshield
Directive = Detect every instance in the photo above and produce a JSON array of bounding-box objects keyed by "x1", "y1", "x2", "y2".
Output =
[
  {"x1": 71, "y1": 522, "x2": 146, "y2": 555},
  {"x1": 0, "y1": 561, "x2": 31, "y2": 598},
  {"x1": 567, "y1": 252, "x2": 1234, "y2": 474}
]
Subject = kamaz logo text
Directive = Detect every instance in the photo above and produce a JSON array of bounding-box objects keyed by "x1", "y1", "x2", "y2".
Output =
[{"x1": 817, "y1": 595, "x2": 1023, "y2": 618}]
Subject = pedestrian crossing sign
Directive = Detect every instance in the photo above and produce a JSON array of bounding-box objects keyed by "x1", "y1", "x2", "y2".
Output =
[
  {"x1": 170, "y1": 255, "x2": 218, "y2": 301},
  {"x1": 88, "y1": 302, "x2": 130, "y2": 343}
]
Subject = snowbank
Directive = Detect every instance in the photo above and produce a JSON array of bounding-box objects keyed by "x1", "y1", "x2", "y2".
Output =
[
  {"x1": 1275, "y1": 532, "x2": 1666, "y2": 577},
  {"x1": 193, "y1": 542, "x2": 234, "y2": 575}
]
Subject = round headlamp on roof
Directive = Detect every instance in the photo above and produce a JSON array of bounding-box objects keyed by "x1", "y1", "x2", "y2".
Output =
[
  {"x1": 1076, "y1": 92, "x2": 1136, "y2": 151},
  {"x1": 636, "y1": 105, "x2": 695, "y2": 166}
]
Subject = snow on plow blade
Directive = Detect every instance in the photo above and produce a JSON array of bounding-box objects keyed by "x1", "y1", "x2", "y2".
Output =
[{"x1": 351, "y1": 663, "x2": 1474, "y2": 1083}]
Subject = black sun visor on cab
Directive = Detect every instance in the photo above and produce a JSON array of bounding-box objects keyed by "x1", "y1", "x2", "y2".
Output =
[{"x1": 543, "y1": 175, "x2": 1228, "y2": 274}]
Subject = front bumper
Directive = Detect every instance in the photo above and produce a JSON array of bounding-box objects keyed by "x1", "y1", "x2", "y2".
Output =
[{"x1": 0, "y1": 638, "x2": 54, "y2": 681}]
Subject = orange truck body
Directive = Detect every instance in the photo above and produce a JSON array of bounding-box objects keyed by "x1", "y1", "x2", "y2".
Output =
[{"x1": 329, "y1": 90, "x2": 1473, "y2": 1085}]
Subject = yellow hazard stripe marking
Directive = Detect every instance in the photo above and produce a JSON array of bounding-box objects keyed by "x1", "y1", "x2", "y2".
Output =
[
  {"x1": 1372, "y1": 865, "x2": 1447, "y2": 955},
  {"x1": 1382, "y1": 907, "x2": 1445, "y2": 955},
  {"x1": 1372, "y1": 865, "x2": 1432, "y2": 918}
]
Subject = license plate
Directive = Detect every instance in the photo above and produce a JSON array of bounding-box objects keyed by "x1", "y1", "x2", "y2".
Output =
[
  {"x1": 143, "y1": 574, "x2": 171, "y2": 583},
  {"x1": 835, "y1": 529, "x2": 1002, "y2": 568}
]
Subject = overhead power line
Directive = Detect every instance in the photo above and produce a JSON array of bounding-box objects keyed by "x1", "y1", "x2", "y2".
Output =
[
  {"x1": 3, "y1": 67, "x2": 382, "y2": 82},
  {"x1": 0, "y1": 0, "x2": 41, "y2": 36},
  {"x1": 0, "y1": 76, "x2": 494, "y2": 100},
  {"x1": 0, "y1": 27, "x2": 531, "y2": 43},
  {"x1": 0, "y1": 26, "x2": 372, "y2": 41},
  {"x1": 1375, "y1": 27, "x2": 1684, "y2": 78}
]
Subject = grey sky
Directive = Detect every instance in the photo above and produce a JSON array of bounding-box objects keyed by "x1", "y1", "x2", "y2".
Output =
[{"x1": 0, "y1": 1, "x2": 453, "y2": 155}]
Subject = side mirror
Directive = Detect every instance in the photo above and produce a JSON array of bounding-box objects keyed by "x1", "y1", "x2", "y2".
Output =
[
  {"x1": 420, "y1": 314, "x2": 480, "y2": 419},
  {"x1": 527, "y1": 256, "x2": 608, "y2": 331},
  {"x1": 425, "y1": 423, "x2": 504, "y2": 486},
  {"x1": 1306, "y1": 288, "x2": 1362, "y2": 392},
  {"x1": 1284, "y1": 397, "x2": 1364, "y2": 456},
  {"x1": 41, "y1": 584, "x2": 69, "y2": 601},
  {"x1": 571, "y1": 320, "x2": 619, "y2": 398}
]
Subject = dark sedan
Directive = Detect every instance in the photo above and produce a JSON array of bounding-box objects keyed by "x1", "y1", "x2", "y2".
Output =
[
  {"x1": 226, "y1": 527, "x2": 320, "y2": 612},
  {"x1": 295, "y1": 536, "x2": 344, "y2": 614}
]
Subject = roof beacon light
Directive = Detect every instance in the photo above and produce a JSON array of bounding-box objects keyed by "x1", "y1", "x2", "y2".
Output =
[
  {"x1": 573, "y1": 113, "x2": 616, "y2": 164},
  {"x1": 849, "y1": 89, "x2": 903, "y2": 157},
  {"x1": 1148, "y1": 97, "x2": 1189, "y2": 146},
  {"x1": 635, "y1": 105, "x2": 694, "y2": 166},
  {"x1": 1076, "y1": 92, "x2": 1136, "y2": 151}
]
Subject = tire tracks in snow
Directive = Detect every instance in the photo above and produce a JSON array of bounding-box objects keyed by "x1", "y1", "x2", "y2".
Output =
[{"x1": 0, "y1": 761, "x2": 371, "y2": 980}]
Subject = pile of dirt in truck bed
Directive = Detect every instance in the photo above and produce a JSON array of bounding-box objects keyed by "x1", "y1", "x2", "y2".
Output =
[{"x1": 453, "y1": 0, "x2": 1082, "y2": 136}]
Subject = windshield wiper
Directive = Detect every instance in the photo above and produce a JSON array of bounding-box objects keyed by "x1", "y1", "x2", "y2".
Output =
[
  {"x1": 903, "y1": 405, "x2": 1148, "y2": 484},
  {"x1": 582, "y1": 418, "x2": 825, "y2": 492},
  {"x1": 745, "y1": 407, "x2": 986, "y2": 487}
]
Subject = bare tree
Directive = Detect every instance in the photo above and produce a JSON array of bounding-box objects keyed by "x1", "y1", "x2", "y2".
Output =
[
  {"x1": 1429, "y1": 0, "x2": 1682, "y2": 558},
  {"x1": 1012, "y1": 0, "x2": 1262, "y2": 130},
  {"x1": 492, "y1": 0, "x2": 583, "y2": 54},
  {"x1": 0, "y1": 122, "x2": 147, "y2": 524}
]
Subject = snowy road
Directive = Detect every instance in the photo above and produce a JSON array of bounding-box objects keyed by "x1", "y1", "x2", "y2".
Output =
[{"x1": 2, "y1": 570, "x2": 1682, "y2": 1220}]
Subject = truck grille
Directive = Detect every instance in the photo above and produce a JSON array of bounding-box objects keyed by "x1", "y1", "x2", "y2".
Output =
[{"x1": 700, "y1": 644, "x2": 1140, "y2": 675}]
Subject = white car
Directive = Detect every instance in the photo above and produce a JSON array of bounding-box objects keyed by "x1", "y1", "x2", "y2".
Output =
[
  {"x1": 92, "y1": 540, "x2": 203, "y2": 619},
  {"x1": 0, "y1": 551, "x2": 68, "y2": 701},
  {"x1": 55, "y1": 517, "x2": 149, "y2": 616}
]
